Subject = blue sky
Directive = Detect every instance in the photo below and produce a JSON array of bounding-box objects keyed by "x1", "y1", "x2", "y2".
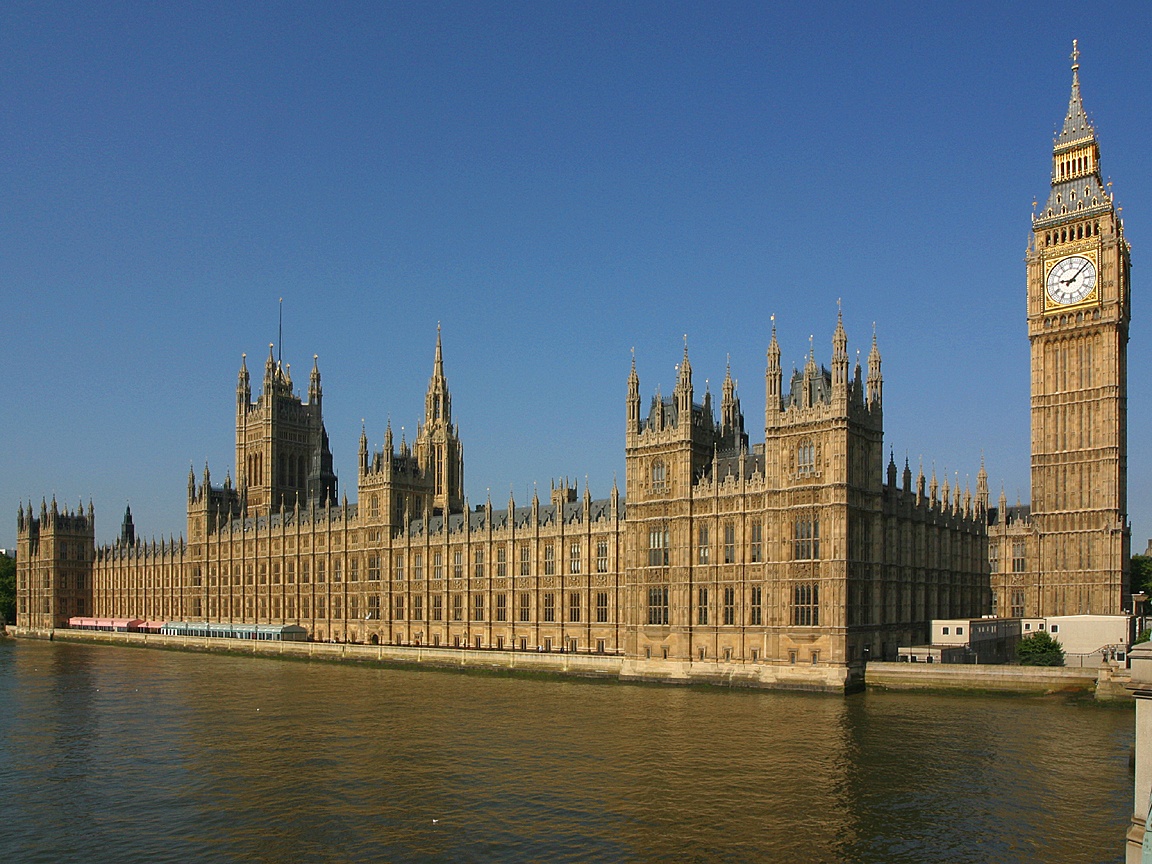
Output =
[{"x1": 2, "y1": 1, "x2": 1151, "y2": 550}]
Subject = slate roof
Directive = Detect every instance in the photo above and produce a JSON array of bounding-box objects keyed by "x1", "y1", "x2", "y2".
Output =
[
  {"x1": 712, "y1": 451, "x2": 765, "y2": 482},
  {"x1": 407, "y1": 498, "x2": 624, "y2": 537},
  {"x1": 1056, "y1": 66, "x2": 1092, "y2": 147}
]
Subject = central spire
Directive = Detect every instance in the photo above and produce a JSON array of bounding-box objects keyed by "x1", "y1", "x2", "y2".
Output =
[
  {"x1": 434, "y1": 321, "x2": 444, "y2": 376},
  {"x1": 426, "y1": 324, "x2": 450, "y2": 427},
  {"x1": 1057, "y1": 38, "x2": 1092, "y2": 146}
]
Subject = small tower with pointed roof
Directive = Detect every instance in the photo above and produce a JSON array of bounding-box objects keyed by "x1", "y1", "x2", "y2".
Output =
[{"x1": 413, "y1": 324, "x2": 464, "y2": 517}]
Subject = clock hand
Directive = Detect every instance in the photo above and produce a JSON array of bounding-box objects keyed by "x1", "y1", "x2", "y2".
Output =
[{"x1": 1063, "y1": 259, "x2": 1090, "y2": 285}]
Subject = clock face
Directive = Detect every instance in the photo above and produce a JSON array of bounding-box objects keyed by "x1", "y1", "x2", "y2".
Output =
[{"x1": 1046, "y1": 255, "x2": 1097, "y2": 306}]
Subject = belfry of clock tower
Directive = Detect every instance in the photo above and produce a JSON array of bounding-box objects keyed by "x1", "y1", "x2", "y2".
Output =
[{"x1": 1025, "y1": 40, "x2": 1131, "y2": 615}]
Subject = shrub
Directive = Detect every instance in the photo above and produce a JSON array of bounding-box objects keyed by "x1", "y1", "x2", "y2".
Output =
[{"x1": 1017, "y1": 631, "x2": 1065, "y2": 666}]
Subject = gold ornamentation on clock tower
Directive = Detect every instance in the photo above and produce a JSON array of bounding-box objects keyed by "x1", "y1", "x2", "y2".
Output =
[{"x1": 1026, "y1": 40, "x2": 1131, "y2": 615}]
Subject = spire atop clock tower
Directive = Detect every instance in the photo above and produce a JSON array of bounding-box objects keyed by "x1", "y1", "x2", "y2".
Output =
[
  {"x1": 1057, "y1": 39, "x2": 1091, "y2": 147},
  {"x1": 1038, "y1": 40, "x2": 1107, "y2": 222}
]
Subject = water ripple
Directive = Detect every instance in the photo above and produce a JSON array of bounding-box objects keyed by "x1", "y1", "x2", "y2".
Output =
[{"x1": 0, "y1": 641, "x2": 1133, "y2": 863}]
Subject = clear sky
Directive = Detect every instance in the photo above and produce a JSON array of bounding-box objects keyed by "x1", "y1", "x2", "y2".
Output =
[{"x1": 2, "y1": 1, "x2": 1150, "y2": 551}]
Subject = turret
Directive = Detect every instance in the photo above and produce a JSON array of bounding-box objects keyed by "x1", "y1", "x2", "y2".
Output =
[
  {"x1": 308, "y1": 354, "x2": 322, "y2": 411},
  {"x1": 976, "y1": 456, "x2": 989, "y2": 513},
  {"x1": 802, "y1": 338, "x2": 818, "y2": 409},
  {"x1": 765, "y1": 316, "x2": 782, "y2": 428},
  {"x1": 237, "y1": 353, "x2": 250, "y2": 413},
  {"x1": 425, "y1": 323, "x2": 451, "y2": 426},
  {"x1": 832, "y1": 304, "x2": 849, "y2": 401},
  {"x1": 627, "y1": 350, "x2": 641, "y2": 434},
  {"x1": 263, "y1": 343, "x2": 277, "y2": 393},
  {"x1": 120, "y1": 504, "x2": 135, "y2": 546},
  {"x1": 414, "y1": 325, "x2": 464, "y2": 516},
  {"x1": 675, "y1": 338, "x2": 693, "y2": 424},
  {"x1": 719, "y1": 358, "x2": 747, "y2": 452},
  {"x1": 866, "y1": 327, "x2": 882, "y2": 407}
]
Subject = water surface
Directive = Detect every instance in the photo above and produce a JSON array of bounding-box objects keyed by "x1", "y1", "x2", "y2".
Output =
[{"x1": 0, "y1": 640, "x2": 1133, "y2": 863}]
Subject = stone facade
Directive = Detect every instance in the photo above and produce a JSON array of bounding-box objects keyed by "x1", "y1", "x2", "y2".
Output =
[{"x1": 15, "y1": 310, "x2": 988, "y2": 691}]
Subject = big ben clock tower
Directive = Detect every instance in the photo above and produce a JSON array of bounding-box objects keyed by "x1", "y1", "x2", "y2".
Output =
[{"x1": 1027, "y1": 41, "x2": 1131, "y2": 616}]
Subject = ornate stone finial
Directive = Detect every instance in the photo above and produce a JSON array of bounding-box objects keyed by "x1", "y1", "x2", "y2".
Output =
[{"x1": 1071, "y1": 38, "x2": 1080, "y2": 73}]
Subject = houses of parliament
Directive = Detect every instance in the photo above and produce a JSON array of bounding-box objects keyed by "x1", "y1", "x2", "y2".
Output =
[{"x1": 14, "y1": 47, "x2": 1131, "y2": 689}]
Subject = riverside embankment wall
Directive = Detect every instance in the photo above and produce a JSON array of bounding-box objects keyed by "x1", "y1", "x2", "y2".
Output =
[
  {"x1": 10, "y1": 629, "x2": 1129, "y2": 697},
  {"x1": 8, "y1": 627, "x2": 856, "y2": 692},
  {"x1": 865, "y1": 660, "x2": 1112, "y2": 695}
]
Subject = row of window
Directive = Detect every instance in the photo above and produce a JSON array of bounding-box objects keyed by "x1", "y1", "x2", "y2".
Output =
[
  {"x1": 20, "y1": 572, "x2": 89, "y2": 591},
  {"x1": 198, "y1": 591, "x2": 618, "y2": 624},
  {"x1": 647, "y1": 583, "x2": 819, "y2": 627},
  {"x1": 422, "y1": 591, "x2": 612, "y2": 624},
  {"x1": 196, "y1": 539, "x2": 616, "y2": 586},
  {"x1": 1043, "y1": 220, "x2": 1100, "y2": 246},
  {"x1": 165, "y1": 584, "x2": 823, "y2": 628},
  {"x1": 650, "y1": 518, "x2": 820, "y2": 566}
]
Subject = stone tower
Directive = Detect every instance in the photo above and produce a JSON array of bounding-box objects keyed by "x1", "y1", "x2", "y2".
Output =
[
  {"x1": 413, "y1": 325, "x2": 464, "y2": 517},
  {"x1": 235, "y1": 346, "x2": 338, "y2": 517},
  {"x1": 1027, "y1": 41, "x2": 1131, "y2": 615},
  {"x1": 15, "y1": 498, "x2": 95, "y2": 628},
  {"x1": 624, "y1": 340, "x2": 723, "y2": 655},
  {"x1": 358, "y1": 327, "x2": 465, "y2": 533}
]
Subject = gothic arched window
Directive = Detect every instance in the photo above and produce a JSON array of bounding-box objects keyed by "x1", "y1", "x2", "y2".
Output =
[
  {"x1": 797, "y1": 442, "x2": 816, "y2": 477},
  {"x1": 651, "y1": 460, "x2": 667, "y2": 491}
]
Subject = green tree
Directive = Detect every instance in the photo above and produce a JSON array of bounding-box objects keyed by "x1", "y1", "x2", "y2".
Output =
[
  {"x1": 1017, "y1": 631, "x2": 1065, "y2": 666},
  {"x1": 0, "y1": 554, "x2": 14, "y2": 625},
  {"x1": 1132, "y1": 555, "x2": 1152, "y2": 596}
]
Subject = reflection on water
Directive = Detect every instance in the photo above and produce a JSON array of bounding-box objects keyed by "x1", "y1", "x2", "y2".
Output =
[{"x1": 0, "y1": 640, "x2": 1133, "y2": 863}]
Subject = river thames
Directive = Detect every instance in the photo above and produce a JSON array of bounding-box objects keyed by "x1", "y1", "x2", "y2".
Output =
[{"x1": 0, "y1": 639, "x2": 1133, "y2": 863}]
